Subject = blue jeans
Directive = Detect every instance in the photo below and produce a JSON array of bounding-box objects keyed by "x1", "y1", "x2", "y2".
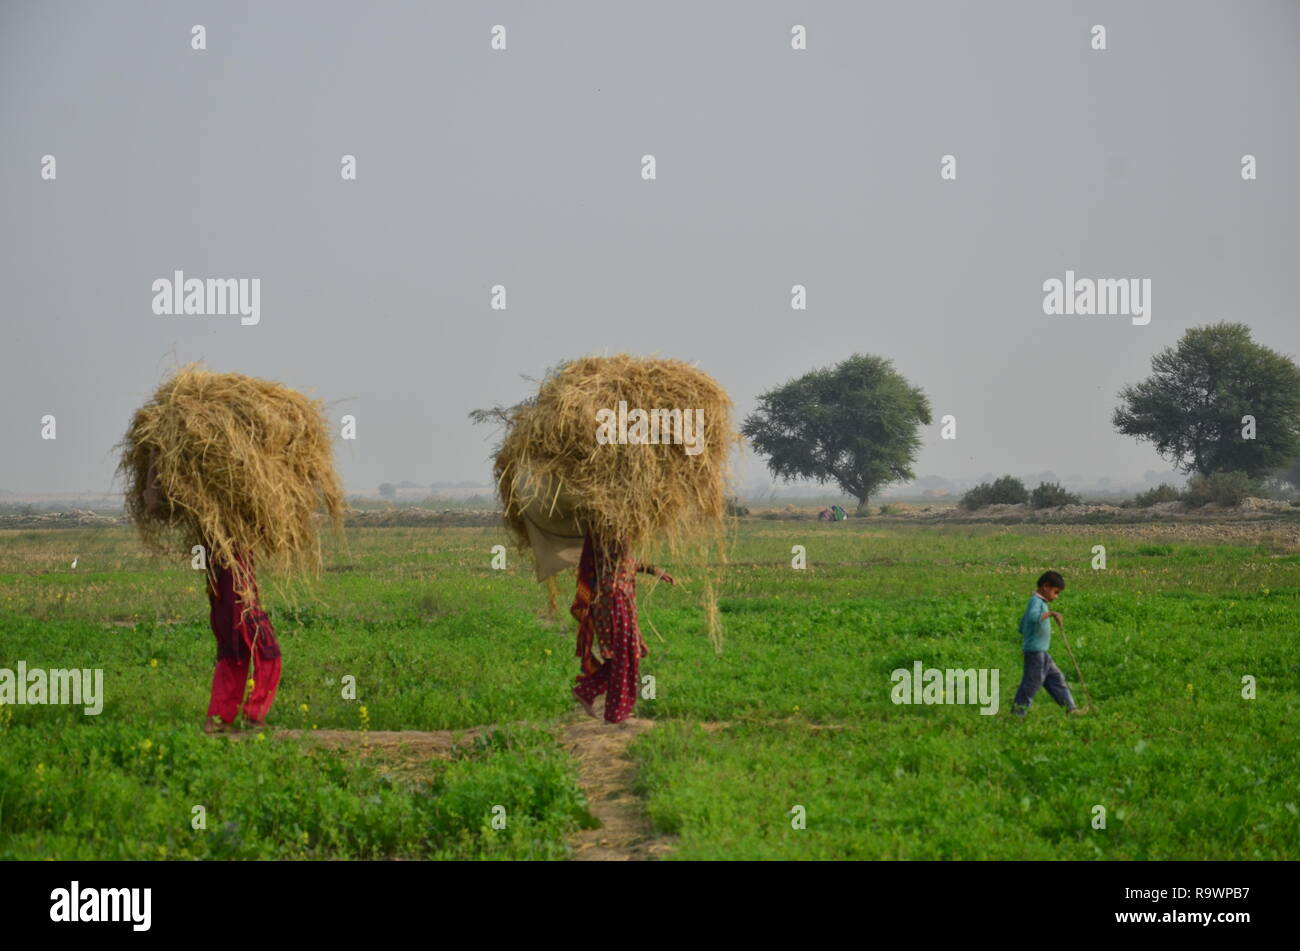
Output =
[{"x1": 1012, "y1": 651, "x2": 1076, "y2": 713}]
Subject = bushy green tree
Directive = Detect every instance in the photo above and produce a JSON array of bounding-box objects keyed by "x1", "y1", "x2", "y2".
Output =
[
  {"x1": 1113, "y1": 323, "x2": 1300, "y2": 477},
  {"x1": 742, "y1": 355, "x2": 931, "y2": 515}
]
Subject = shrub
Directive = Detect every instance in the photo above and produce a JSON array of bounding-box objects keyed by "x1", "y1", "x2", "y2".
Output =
[
  {"x1": 1184, "y1": 471, "x2": 1256, "y2": 508},
  {"x1": 960, "y1": 476, "x2": 1029, "y2": 511},
  {"x1": 1133, "y1": 483, "x2": 1183, "y2": 507},
  {"x1": 724, "y1": 497, "x2": 750, "y2": 517},
  {"x1": 1029, "y1": 481, "x2": 1081, "y2": 509}
]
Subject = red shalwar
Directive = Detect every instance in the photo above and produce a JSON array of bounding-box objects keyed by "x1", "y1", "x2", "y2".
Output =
[
  {"x1": 206, "y1": 552, "x2": 281, "y2": 724},
  {"x1": 572, "y1": 534, "x2": 648, "y2": 723}
]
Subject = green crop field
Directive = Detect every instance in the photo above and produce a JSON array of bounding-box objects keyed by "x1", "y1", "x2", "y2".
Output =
[{"x1": 1, "y1": 520, "x2": 1297, "y2": 860}]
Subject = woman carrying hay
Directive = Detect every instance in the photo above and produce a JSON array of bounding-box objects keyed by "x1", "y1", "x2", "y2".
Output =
[
  {"x1": 489, "y1": 355, "x2": 736, "y2": 724},
  {"x1": 570, "y1": 531, "x2": 674, "y2": 722},
  {"x1": 120, "y1": 366, "x2": 343, "y2": 733}
]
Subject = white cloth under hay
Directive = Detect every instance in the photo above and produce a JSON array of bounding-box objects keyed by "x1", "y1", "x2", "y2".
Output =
[{"x1": 515, "y1": 469, "x2": 586, "y2": 582}]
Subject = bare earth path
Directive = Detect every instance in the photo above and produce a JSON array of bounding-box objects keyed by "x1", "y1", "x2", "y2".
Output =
[
  {"x1": 561, "y1": 716, "x2": 672, "y2": 860},
  {"x1": 274, "y1": 710, "x2": 675, "y2": 860}
]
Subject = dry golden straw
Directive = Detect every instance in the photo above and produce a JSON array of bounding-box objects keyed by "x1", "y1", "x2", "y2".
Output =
[
  {"x1": 492, "y1": 354, "x2": 738, "y2": 649},
  {"x1": 117, "y1": 364, "x2": 344, "y2": 596}
]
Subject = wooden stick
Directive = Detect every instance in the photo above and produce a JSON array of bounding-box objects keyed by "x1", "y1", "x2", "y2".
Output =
[{"x1": 1058, "y1": 622, "x2": 1097, "y2": 711}]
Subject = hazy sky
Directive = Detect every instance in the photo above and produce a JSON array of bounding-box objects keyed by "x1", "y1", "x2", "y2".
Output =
[{"x1": 2, "y1": 0, "x2": 1297, "y2": 495}]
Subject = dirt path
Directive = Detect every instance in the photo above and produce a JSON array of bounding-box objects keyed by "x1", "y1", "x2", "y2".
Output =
[
  {"x1": 274, "y1": 711, "x2": 674, "y2": 861},
  {"x1": 277, "y1": 727, "x2": 482, "y2": 757},
  {"x1": 560, "y1": 715, "x2": 672, "y2": 861}
]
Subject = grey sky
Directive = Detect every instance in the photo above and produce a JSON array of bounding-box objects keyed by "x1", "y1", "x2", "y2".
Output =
[{"x1": 2, "y1": 0, "x2": 1297, "y2": 495}]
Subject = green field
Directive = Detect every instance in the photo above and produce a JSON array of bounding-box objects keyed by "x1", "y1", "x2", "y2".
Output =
[{"x1": 1, "y1": 520, "x2": 1298, "y2": 859}]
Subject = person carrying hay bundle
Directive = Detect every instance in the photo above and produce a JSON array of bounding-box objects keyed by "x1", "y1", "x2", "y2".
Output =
[
  {"x1": 568, "y1": 515, "x2": 676, "y2": 722},
  {"x1": 489, "y1": 355, "x2": 737, "y2": 724},
  {"x1": 118, "y1": 365, "x2": 344, "y2": 733}
]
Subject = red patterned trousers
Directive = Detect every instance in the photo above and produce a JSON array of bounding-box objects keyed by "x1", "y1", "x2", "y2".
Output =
[{"x1": 574, "y1": 590, "x2": 644, "y2": 723}]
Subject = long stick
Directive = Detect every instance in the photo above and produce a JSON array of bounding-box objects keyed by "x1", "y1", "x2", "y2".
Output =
[{"x1": 1057, "y1": 621, "x2": 1096, "y2": 711}]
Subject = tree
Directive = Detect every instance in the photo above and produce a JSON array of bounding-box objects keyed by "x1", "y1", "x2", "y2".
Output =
[
  {"x1": 742, "y1": 354, "x2": 932, "y2": 515},
  {"x1": 1113, "y1": 323, "x2": 1300, "y2": 478},
  {"x1": 378, "y1": 482, "x2": 396, "y2": 500}
]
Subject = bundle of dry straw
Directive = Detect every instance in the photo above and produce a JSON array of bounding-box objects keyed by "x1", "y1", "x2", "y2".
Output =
[
  {"x1": 493, "y1": 355, "x2": 738, "y2": 649},
  {"x1": 117, "y1": 365, "x2": 344, "y2": 593}
]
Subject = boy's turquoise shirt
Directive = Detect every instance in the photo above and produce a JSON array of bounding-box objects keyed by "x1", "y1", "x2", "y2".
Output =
[{"x1": 1019, "y1": 593, "x2": 1052, "y2": 652}]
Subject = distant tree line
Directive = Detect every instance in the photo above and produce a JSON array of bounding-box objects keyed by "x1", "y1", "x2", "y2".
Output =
[{"x1": 740, "y1": 323, "x2": 1300, "y2": 515}]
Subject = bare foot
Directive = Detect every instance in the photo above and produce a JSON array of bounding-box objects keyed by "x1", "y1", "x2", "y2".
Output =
[
  {"x1": 572, "y1": 689, "x2": 599, "y2": 719},
  {"x1": 243, "y1": 717, "x2": 270, "y2": 731},
  {"x1": 202, "y1": 716, "x2": 233, "y2": 734},
  {"x1": 1068, "y1": 706, "x2": 1090, "y2": 716}
]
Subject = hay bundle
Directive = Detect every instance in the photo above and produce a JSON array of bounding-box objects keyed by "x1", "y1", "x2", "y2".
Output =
[
  {"x1": 492, "y1": 355, "x2": 738, "y2": 648},
  {"x1": 117, "y1": 364, "x2": 344, "y2": 591}
]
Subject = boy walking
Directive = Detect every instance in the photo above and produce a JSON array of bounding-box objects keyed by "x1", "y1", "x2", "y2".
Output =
[{"x1": 1012, "y1": 571, "x2": 1085, "y2": 716}]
